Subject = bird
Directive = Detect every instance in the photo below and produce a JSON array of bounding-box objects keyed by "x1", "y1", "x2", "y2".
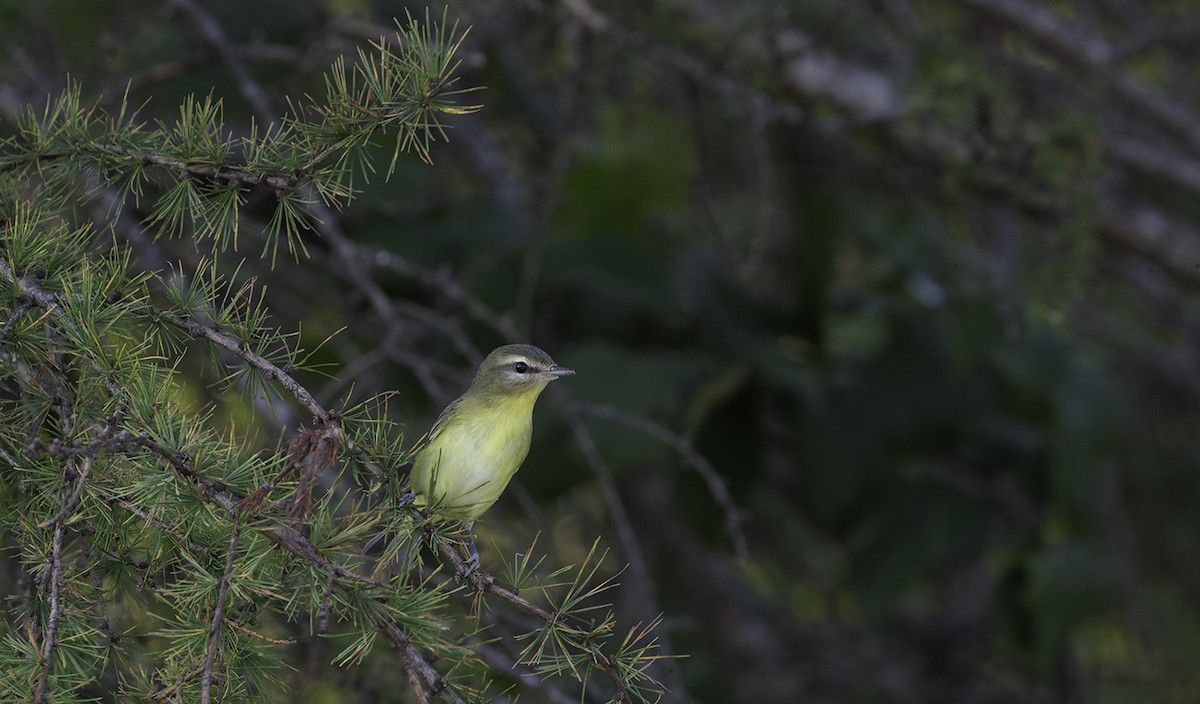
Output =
[{"x1": 410, "y1": 344, "x2": 574, "y2": 573}]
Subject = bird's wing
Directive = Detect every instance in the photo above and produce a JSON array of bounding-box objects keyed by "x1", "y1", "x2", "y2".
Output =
[{"x1": 407, "y1": 395, "x2": 464, "y2": 458}]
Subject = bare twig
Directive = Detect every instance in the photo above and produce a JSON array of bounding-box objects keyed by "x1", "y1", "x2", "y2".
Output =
[
  {"x1": 559, "y1": 405, "x2": 689, "y2": 696},
  {"x1": 372, "y1": 247, "x2": 521, "y2": 340},
  {"x1": 36, "y1": 454, "x2": 94, "y2": 529},
  {"x1": 474, "y1": 642, "x2": 580, "y2": 704},
  {"x1": 560, "y1": 409, "x2": 657, "y2": 607},
  {"x1": 201, "y1": 521, "x2": 241, "y2": 704},
  {"x1": 167, "y1": 0, "x2": 274, "y2": 120},
  {"x1": 316, "y1": 572, "x2": 335, "y2": 635},
  {"x1": 373, "y1": 616, "x2": 464, "y2": 704},
  {"x1": 560, "y1": 0, "x2": 808, "y2": 127},
  {"x1": 32, "y1": 521, "x2": 65, "y2": 702},
  {"x1": 567, "y1": 400, "x2": 750, "y2": 560},
  {"x1": 112, "y1": 497, "x2": 211, "y2": 554},
  {"x1": 955, "y1": 0, "x2": 1200, "y2": 151}
]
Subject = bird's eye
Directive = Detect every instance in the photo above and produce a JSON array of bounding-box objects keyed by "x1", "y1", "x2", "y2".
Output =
[{"x1": 513, "y1": 361, "x2": 529, "y2": 374}]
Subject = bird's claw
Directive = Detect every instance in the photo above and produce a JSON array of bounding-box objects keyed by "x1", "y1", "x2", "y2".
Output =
[
  {"x1": 456, "y1": 530, "x2": 481, "y2": 579},
  {"x1": 458, "y1": 553, "x2": 480, "y2": 579}
]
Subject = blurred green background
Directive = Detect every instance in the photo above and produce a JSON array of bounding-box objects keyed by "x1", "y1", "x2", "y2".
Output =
[{"x1": 2, "y1": 0, "x2": 1197, "y2": 701}]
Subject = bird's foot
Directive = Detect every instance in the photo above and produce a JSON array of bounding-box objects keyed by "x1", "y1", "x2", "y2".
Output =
[
  {"x1": 398, "y1": 491, "x2": 416, "y2": 507},
  {"x1": 457, "y1": 530, "x2": 481, "y2": 579},
  {"x1": 458, "y1": 552, "x2": 480, "y2": 579}
]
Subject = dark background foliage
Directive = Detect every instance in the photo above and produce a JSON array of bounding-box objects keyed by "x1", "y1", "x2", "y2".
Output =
[{"x1": 1, "y1": 0, "x2": 1197, "y2": 702}]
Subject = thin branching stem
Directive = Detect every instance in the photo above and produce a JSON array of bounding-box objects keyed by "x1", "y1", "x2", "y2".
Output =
[
  {"x1": 373, "y1": 616, "x2": 463, "y2": 704},
  {"x1": 567, "y1": 400, "x2": 750, "y2": 560},
  {"x1": 201, "y1": 520, "x2": 241, "y2": 704},
  {"x1": 33, "y1": 521, "x2": 65, "y2": 702},
  {"x1": 433, "y1": 540, "x2": 636, "y2": 703}
]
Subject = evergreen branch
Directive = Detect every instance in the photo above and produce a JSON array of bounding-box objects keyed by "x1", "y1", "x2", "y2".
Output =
[
  {"x1": 33, "y1": 411, "x2": 458, "y2": 701},
  {"x1": 2, "y1": 247, "x2": 362, "y2": 503},
  {"x1": 147, "y1": 663, "x2": 206, "y2": 702},
  {"x1": 34, "y1": 392, "x2": 125, "y2": 530},
  {"x1": 150, "y1": 305, "x2": 387, "y2": 478},
  {"x1": 0, "y1": 258, "x2": 67, "y2": 314},
  {"x1": 200, "y1": 520, "x2": 241, "y2": 704},
  {"x1": 0, "y1": 297, "x2": 37, "y2": 342},
  {"x1": 262, "y1": 526, "x2": 392, "y2": 590},
  {"x1": 266, "y1": 528, "x2": 469, "y2": 703},
  {"x1": 433, "y1": 540, "x2": 637, "y2": 703},
  {"x1": 35, "y1": 429, "x2": 392, "y2": 592},
  {"x1": 373, "y1": 615, "x2": 464, "y2": 704},
  {"x1": 111, "y1": 496, "x2": 211, "y2": 555},
  {"x1": 32, "y1": 521, "x2": 66, "y2": 703},
  {"x1": 33, "y1": 430, "x2": 239, "y2": 513},
  {"x1": 14, "y1": 258, "x2": 82, "y2": 704},
  {"x1": 153, "y1": 308, "x2": 330, "y2": 422},
  {"x1": 26, "y1": 396, "x2": 453, "y2": 703},
  {"x1": 0, "y1": 256, "x2": 383, "y2": 507},
  {"x1": 222, "y1": 617, "x2": 295, "y2": 645},
  {"x1": 36, "y1": 454, "x2": 94, "y2": 529},
  {"x1": 0, "y1": 10, "x2": 479, "y2": 261},
  {"x1": 0, "y1": 252, "x2": 135, "y2": 434},
  {"x1": 90, "y1": 143, "x2": 302, "y2": 192}
]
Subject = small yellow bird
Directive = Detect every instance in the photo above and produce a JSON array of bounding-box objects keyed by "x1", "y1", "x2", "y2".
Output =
[{"x1": 410, "y1": 344, "x2": 574, "y2": 572}]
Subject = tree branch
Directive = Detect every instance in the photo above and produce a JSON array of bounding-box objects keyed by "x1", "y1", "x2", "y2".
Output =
[
  {"x1": 433, "y1": 539, "x2": 635, "y2": 703},
  {"x1": 201, "y1": 520, "x2": 241, "y2": 704},
  {"x1": 373, "y1": 616, "x2": 463, "y2": 704},
  {"x1": 32, "y1": 521, "x2": 65, "y2": 703},
  {"x1": 566, "y1": 400, "x2": 750, "y2": 560},
  {"x1": 955, "y1": 0, "x2": 1200, "y2": 151}
]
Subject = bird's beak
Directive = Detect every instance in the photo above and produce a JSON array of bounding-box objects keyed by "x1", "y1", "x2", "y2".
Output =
[{"x1": 545, "y1": 364, "x2": 575, "y2": 378}]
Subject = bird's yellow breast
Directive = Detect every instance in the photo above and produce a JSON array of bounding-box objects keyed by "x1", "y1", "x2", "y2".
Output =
[{"x1": 411, "y1": 391, "x2": 540, "y2": 521}]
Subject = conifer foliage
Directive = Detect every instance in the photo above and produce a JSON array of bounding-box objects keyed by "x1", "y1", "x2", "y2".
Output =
[{"x1": 0, "y1": 11, "x2": 664, "y2": 704}]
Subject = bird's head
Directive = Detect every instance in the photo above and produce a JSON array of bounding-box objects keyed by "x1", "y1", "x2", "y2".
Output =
[{"x1": 468, "y1": 344, "x2": 574, "y2": 399}]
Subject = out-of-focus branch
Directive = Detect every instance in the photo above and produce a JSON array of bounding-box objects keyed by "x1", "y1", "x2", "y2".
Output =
[
  {"x1": 562, "y1": 0, "x2": 1200, "y2": 292},
  {"x1": 954, "y1": 0, "x2": 1200, "y2": 151},
  {"x1": 167, "y1": 0, "x2": 274, "y2": 119},
  {"x1": 560, "y1": 0, "x2": 809, "y2": 127},
  {"x1": 566, "y1": 400, "x2": 749, "y2": 560}
]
